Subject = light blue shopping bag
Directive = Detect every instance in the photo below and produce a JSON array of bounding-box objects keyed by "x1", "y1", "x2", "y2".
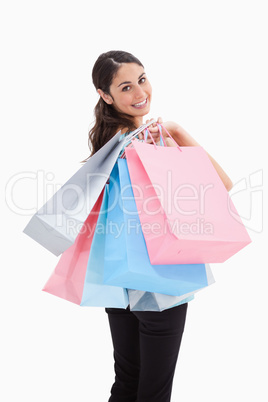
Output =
[
  {"x1": 103, "y1": 159, "x2": 210, "y2": 296},
  {"x1": 80, "y1": 185, "x2": 129, "y2": 307}
]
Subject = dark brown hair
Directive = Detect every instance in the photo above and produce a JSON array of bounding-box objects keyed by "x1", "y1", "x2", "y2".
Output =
[{"x1": 85, "y1": 50, "x2": 144, "y2": 159}]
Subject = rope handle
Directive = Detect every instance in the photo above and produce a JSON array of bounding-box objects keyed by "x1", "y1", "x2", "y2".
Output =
[
  {"x1": 144, "y1": 128, "x2": 157, "y2": 150},
  {"x1": 144, "y1": 123, "x2": 182, "y2": 152}
]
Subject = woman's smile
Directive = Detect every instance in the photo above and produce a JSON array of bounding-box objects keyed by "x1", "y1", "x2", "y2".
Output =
[
  {"x1": 132, "y1": 98, "x2": 148, "y2": 109},
  {"x1": 108, "y1": 63, "x2": 152, "y2": 125}
]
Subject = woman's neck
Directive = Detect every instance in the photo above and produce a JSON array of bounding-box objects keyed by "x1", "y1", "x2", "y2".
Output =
[
  {"x1": 119, "y1": 117, "x2": 144, "y2": 135},
  {"x1": 134, "y1": 116, "x2": 144, "y2": 128}
]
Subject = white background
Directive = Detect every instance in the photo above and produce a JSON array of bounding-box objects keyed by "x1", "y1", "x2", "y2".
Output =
[{"x1": 1, "y1": 1, "x2": 267, "y2": 401}]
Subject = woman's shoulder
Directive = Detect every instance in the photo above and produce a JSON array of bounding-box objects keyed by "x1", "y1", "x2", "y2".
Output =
[
  {"x1": 118, "y1": 127, "x2": 130, "y2": 140},
  {"x1": 119, "y1": 127, "x2": 129, "y2": 135}
]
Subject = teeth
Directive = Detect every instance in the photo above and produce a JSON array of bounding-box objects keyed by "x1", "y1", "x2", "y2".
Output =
[{"x1": 134, "y1": 99, "x2": 146, "y2": 106}]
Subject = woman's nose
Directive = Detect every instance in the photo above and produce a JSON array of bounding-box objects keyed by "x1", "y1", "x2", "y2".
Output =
[{"x1": 134, "y1": 85, "x2": 145, "y2": 99}]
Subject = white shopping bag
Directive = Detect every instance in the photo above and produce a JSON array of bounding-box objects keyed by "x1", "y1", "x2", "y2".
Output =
[{"x1": 23, "y1": 121, "x2": 155, "y2": 256}]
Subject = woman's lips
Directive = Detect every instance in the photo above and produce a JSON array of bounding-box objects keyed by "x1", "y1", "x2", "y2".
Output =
[{"x1": 132, "y1": 98, "x2": 148, "y2": 109}]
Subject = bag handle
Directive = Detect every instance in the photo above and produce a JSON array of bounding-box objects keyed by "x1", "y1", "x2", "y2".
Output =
[
  {"x1": 144, "y1": 124, "x2": 182, "y2": 152},
  {"x1": 123, "y1": 119, "x2": 157, "y2": 144},
  {"x1": 157, "y1": 124, "x2": 182, "y2": 152},
  {"x1": 144, "y1": 128, "x2": 158, "y2": 149},
  {"x1": 145, "y1": 126, "x2": 166, "y2": 147}
]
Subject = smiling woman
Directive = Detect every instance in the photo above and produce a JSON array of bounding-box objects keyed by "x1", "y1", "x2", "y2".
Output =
[
  {"x1": 85, "y1": 50, "x2": 232, "y2": 402},
  {"x1": 98, "y1": 64, "x2": 152, "y2": 122},
  {"x1": 86, "y1": 51, "x2": 150, "y2": 157}
]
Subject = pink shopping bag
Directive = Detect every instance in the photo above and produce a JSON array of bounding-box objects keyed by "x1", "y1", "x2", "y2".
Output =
[
  {"x1": 125, "y1": 138, "x2": 251, "y2": 264},
  {"x1": 43, "y1": 189, "x2": 104, "y2": 305}
]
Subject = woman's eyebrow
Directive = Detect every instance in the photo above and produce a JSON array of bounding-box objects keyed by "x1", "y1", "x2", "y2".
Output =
[{"x1": 117, "y1": 72, "x2": 146, "y2": 87}]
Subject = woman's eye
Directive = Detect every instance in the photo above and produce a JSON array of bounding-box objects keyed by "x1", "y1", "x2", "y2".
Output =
[
  {"x1": 139, "y1": 77, "x2": 146, "y2": 84},
  {"x1": 122, "y1": 85, "x2": 131, "y2": 92}
]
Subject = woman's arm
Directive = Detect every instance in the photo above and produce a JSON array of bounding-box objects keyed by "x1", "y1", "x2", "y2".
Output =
[
  {"x1": 141, "y1": 118, "x2": 233, "y2": 192},
  {"x1": 162, "y1": 120, "x2": 233, "y2": 192}
]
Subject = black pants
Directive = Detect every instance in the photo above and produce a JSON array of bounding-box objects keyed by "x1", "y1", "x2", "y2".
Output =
[{"x1": 105, "y1": 303, "x2": 188, "y2": 402}]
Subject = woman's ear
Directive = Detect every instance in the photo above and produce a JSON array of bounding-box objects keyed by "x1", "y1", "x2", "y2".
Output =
[{"x1": 97, "y1": 89, "x2": 113, "y2": 105}]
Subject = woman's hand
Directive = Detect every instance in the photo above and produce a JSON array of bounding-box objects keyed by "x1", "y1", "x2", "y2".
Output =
[
  {"x1": 138, "y1": 118, "x2": 198, "y2": 147},
  {"x1": 138, "y1": 117, "x2": 163, "y2": 144}
]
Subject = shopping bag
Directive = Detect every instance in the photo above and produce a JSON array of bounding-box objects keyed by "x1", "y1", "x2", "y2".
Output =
[
  {"x1": 128, "y1": 263, "x2": 215, "y2": 311},
  {"x1": 128, "y1": 290, "x2": 194, "y2": 312},
  {"x1": 23, "y1": 121, "x2": 156, "y2": 256},
  {"x1": 43, "y1": 186, "x2": 129, "y2": 308},
  {"x1": 43, "y1": 189, "x2": 104, "y2": 305},
  {"x1": 80, "y1": 185, "x2": 129, "y2": 307},
  {"x1": 23, "y1": 130, "x2": 125, "y2": 255},
  {"x1": 103, "y1": 158, "x2": 211, "y2": 296},
  {"x1": 125, "y1": 138, "x2": 251, "y2": 264}
]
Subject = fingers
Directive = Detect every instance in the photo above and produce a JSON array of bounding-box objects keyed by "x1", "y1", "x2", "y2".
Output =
[
  {"x1": 146, "y1": 117, "x2": 163, "y2": 129},
  {"x1": 146, "y1": 118, "x2": 162, "y2": 133},
  {"x1": 139, "y1": 117, "x2": 164, "y2": 143},
  {"x1": 140, "y1": 130, "x2": 159, "y2": 144}
]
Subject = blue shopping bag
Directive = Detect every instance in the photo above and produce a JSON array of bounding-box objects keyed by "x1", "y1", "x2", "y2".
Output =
[
  {"x1": 80, "y1": 185, "x2": 129, "y2": 307},
  {"x1": 103, "y1": 159, "x2": 210, "y2": 296}
]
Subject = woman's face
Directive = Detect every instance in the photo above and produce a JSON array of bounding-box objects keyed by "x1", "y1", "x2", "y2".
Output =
[{"x1": 104, "y1": 63, "x2": 152, "y2": 126}]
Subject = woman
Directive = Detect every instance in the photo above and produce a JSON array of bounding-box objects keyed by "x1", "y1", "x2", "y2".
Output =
[{"x1": 88, "y1": 50, "x2": 232, "y2": 402}]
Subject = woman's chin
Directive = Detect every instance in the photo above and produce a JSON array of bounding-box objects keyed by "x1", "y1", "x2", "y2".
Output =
[{"x1": 132, "y1": 105, "x2": 151, "y2": 119}]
